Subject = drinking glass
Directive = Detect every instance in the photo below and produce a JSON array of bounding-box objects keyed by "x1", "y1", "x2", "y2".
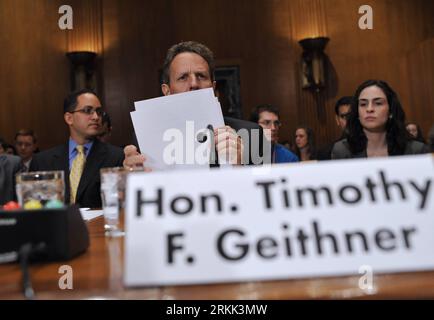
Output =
[
  {"x1": 16, "y1": 170, "x2": 65, "y2": 207},
  {"x1": 100, "y1": 167, "x2": 126, "y2": 237}
]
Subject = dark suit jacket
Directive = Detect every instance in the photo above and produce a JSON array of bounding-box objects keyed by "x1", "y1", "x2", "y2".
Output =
[
  {"x1": 331, "y1": 139, "x2": 430, "y2": 159},
  {"x1": 317, "y1": 135, "x2": 345, "y2": 161},
  {"x1": 222, "y1": 117, "x2": 271, "y2": 165},
  {"x1": 0, "y1": 154, "x2": 22, "y2": 205},
  {"x1": 30, "y1": 139, "x2": 124, "y2": 208}
]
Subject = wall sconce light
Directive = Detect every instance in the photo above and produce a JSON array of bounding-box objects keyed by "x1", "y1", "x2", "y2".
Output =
[
  {"x1": 66, "y1": 51, "x2": 97, "y2": 92},
  {"x1": 298, "y1": 37, "x2": 329, "y2": 92}
]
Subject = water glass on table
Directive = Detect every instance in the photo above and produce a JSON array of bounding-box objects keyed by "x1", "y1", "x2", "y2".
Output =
[{"x1": 100, "y1": 167, "x2": 127, "y2": 237}]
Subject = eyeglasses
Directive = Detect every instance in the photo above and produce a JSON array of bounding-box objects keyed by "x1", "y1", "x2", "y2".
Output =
[
  {"x1": 15, "y1": 142, "x2": 34, "y2": 147},
  {"x1": 339, "y1": 112, "x2": 350, "y2": 120},
  {"x1": 259, "y1": 120, "x2": 282, "y2": 127},
  {"x1": 69, "y1": 106, "x2": 106, "y2": 117}
]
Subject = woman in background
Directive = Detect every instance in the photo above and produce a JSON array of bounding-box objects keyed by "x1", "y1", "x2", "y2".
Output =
[
  {"x1": 332, "y1": 80, "x2": 429, "y2": 159},
  {"x1": 294, "y1": 126, "x2": 317, "y2": 161}
]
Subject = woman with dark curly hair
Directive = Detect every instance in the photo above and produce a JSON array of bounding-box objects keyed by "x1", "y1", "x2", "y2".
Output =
[
  {"x1": 294, "y1": 126, "x2": 317, "y2": 161},
  {"x1": 331, "y1": 80, "x2": 429, "y2": 159}
]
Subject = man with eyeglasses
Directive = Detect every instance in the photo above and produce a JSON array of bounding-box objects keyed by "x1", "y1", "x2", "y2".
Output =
[
  {"x1": 250, "y1": 104, "x2": 299, "y2": 163},
  {"x1": 30, "y1": 89, "x2": 124, "y2": 208},
  {"x1": 317, "y1": 96, "x2": 353, "y2": 161},
  {"x1": 123, "y1": 41, "x2": 267, "y2": 169}
]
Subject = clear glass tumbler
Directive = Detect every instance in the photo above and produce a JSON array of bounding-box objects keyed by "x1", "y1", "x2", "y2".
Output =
[
  {"x1": 100, "y1": 167, "x2": 126, "y2": 237},
  {"x1": 16, "y1": 170, "x2": 65, "y2": 207}
]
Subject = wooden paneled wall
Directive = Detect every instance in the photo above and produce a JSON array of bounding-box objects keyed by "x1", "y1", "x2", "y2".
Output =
[
  {"x1": 0, "y1": 0, "x2": 70, "y2": 149},
  {"x1": 403, "y1": 39, "x2": 434, "y2": 137},
  {"x1": 1, "y1": 0, "x2": 433, "y2": 150}
]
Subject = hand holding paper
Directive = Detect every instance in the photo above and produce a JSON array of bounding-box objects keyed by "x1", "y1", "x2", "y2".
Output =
[{"x1": 128, "y1": 88, "x2": 239, "y2": 171}]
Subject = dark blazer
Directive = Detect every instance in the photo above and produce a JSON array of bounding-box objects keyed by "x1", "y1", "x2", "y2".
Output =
[
  {"x1": 317, "y1": 134, "x2": 345, "y2": 161},
  {"x1": 30, "y1": 139, "x2": 124, "y2": 208},
  {"x1": 0, "y1": 154, "x2": 22, "y2": 205},
  {"x1": 331, "y1": 139, "x2": 431, "y2": 160},
  {"x1": 222, "y1": 117, "x2": 271, "y2": 165}
]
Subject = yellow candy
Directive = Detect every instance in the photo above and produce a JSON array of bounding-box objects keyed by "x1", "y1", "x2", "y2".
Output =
[{"x1": 24, "y1": 200, "x2": 43, "y2": 210}]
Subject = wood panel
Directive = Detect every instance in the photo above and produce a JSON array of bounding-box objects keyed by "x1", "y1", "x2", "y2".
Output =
[
  {"x1": 0, "y1": 0, "x2": 70, "y2": 150},
  {"x1": 101, "y1": 0, "x2": 434, "y2": 149},
  {"x1": 289, "y1": 0, "x2": 434, "y2": 147},
  {"x1": 403, "y1": 39, "x2": 434, "y2": 138},
  {"x1": 66, "y1": 0, "x2": 103, "y2": 54},
  {"x1": 101, "y1": 0, "x2": 173, "y2": 147},
  {"x1": 1, "y1": 0, "x2": 433, "y2": 151}
]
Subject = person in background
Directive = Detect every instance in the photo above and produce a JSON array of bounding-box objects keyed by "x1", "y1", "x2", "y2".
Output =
[
  {"x1": 0, "y1": 153, "x2": 22, "y2": 205},
  {"x1": 15, "y1": 129, "x2": 38, "y2": 172},
  {"x1": 428, "y1": 124, "x2": 434, "y2": 152},
  {"x1": 317, "y1": 96, "x2": 353, "y2": 160},
  {"x1": 332, "y1": 80, "x2": 429, "y2": 159},
  {"x1": 97, "y1": 112, "x2": 113, "y2": 143},
  {"x1": 123, "y1": 41, "x2": 266, "y2": 169},
  {"x1": 5, "y1": 144, "x2": 17, "y2": 155},
  {"x1": 281, "y1": 140, "x2": 295, "y2": 152},
  {"x1": 294, "y1": 126, "x2": 317, "y2": 161},
  {"x1": 250, "y1": 104, "x2": 298, "y2": 163},
  {"x1": 405, "y1": 122, "x2": 426, "y2": 143},
  {"x1": 30, "y1": 89, "x2": 124, "y2": 208}
]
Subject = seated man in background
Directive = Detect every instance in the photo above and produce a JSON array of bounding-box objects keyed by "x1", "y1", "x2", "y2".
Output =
[
  {"x1": 97, "y1": 112, "x2": 113, "y2": 143},
  {"x1": 317, "y1": 96, "x2": 353, "y2": 160},
  {"x1": 406, "y1": 122, "x2": 426, "y2": 143},
  {"x1": 429, "y1": 124, "x2": 434, "y2": 152},
  {"x1": 124, "y1": 41, "x2": 268, "y2": 169},
  {"x1": 30, "y1": 89, "x2": 124, "y2": 208},
  {"x1": 14, "y1": 129, "x2": 38, "y2": 172},
  {"x1": 0, "y1": 153, "x2": 21, "y2": 205},
  {"x1": 250, "y1": 104, "x2": 298, "y2": 163}
]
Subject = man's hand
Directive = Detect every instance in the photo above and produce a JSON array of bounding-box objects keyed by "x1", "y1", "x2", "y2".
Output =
[
  {"x1": 123, "y1": 145, "x2": 152, "y2": 172},
  {"x1": 214, "y1": 126, "x2": 244, "y2": 165}
]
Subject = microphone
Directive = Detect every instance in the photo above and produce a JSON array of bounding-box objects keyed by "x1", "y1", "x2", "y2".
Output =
[{"x1": 206, "y1": 124, "x2": 219, "y2": 167}]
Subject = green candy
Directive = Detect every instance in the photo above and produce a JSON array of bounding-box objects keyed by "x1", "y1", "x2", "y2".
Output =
[{"x1": 45, "y1": 199, "x2": 64, "y2": 209}]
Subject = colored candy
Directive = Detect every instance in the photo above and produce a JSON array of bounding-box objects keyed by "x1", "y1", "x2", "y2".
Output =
[
  {"x1": 24, "y1": 200, "x2": 43, "y2": 210},
  {"x1": 45, "y1": 199, "x2": 64, "y2": 209},
  {"x1": 2, "y1": 201, "x2": 21, "y2": 210}
]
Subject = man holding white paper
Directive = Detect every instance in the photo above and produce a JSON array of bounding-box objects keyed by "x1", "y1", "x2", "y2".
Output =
[{"x1": 124, "y1": 41, "x2": 266, "y2": 170}]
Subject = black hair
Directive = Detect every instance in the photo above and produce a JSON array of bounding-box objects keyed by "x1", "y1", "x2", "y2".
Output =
[
  {"x1": 101, "y1": 112, "x2": 112, "y2": 128},
  {"x1": 346, "y1": 80, "x2": 409, "y2": 156},
  {"x1": 0, "y1": 137, "x2": 7, "y2": 151},
  {"x1": 334, "y1": 96, "x2": 354, "y2": 116},
  {"x1": 63, "y1": 89, "x2": 98, "y2": 113},
  {"x1": 250, "y1": 104, "x2": 280, "y2": 123}
]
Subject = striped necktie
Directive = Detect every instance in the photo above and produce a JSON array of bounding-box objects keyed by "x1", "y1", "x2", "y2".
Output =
[{"x1": 70, "y1": 145, "x2": 86, "y2": 203}]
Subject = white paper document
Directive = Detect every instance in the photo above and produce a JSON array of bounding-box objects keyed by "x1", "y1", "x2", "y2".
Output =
[
  {"x1": 79, "y1": 208, "x2": 104, "y2": 221},
  {"x1": 130, "y1": 88, "x2": 225, "y2": 171}
]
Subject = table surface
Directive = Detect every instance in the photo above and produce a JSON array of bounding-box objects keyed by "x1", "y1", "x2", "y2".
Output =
[{"x1": 2, "y1": 215, "x2": 434, "y2": 300}]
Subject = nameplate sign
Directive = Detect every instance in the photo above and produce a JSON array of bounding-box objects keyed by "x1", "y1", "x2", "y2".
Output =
[{"x1": 124, "y1": 154, "x2": 434, "y2": 287}]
